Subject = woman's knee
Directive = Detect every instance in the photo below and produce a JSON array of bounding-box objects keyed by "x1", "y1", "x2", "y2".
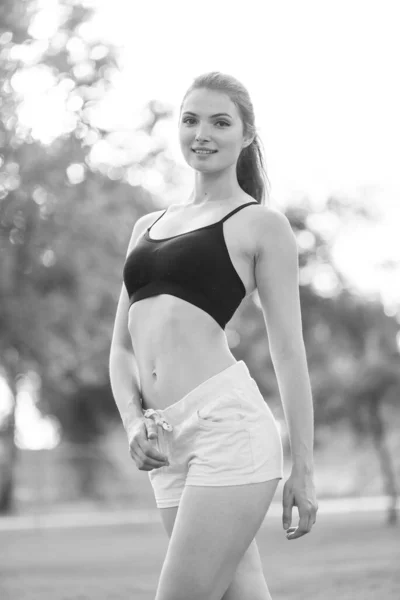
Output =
[
  {"x1": 222, "y1": 538, "x2": 272, "y2": 600},
  {"x1": 222, "y1": 569, "x2": 272, "y2": 600}
]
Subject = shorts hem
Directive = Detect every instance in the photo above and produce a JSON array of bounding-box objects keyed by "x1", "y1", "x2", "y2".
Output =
[
  {"x1": 185, "y1": 472, "x2": 283, "y2": 487},
  {"x1": 155, "y1": 497, "x2": 181, "y2": 509}
]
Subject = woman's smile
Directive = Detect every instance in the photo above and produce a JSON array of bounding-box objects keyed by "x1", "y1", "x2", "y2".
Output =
[{"x1": 192, "y1": 149, "x2": 218, "y2": 157}]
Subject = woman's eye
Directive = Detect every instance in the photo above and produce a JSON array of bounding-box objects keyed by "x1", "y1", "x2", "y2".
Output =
[{"x1": 182, "y1": 118, "x2": 230, "y2": 127}]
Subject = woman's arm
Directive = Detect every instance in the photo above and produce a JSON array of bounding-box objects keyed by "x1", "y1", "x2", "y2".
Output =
[
  {"x1": 268, "y1": 349, "x2": 314, "y2": 473},
  {"x1": 109, "y1": 339, "x2": 143, "y2": 433},
  {"x1": 253, "y1": 207, "x2": 314, "y2": 470},
  {"x1": 109, "y1": 212, "x2": 159, "y2": 432},
  {"x1": 253, "y1": 206, "x2": 317, "y2": 539}
]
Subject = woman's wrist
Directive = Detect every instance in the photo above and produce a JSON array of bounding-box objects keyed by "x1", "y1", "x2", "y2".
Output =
[
  {"x1": 123, "y1": 414, "x2": 141, "y2": 431},
  {"x1": 291, "y1": 458, "x2": 315, "y2": 476},
  {"x1": 122, "y1": 399, "x2": 144, "y2": 433}
]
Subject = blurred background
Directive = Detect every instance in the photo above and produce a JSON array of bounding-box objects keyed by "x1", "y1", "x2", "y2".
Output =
[{"x1": 0, "y1": 0, "x2": 399, "y2": 529}]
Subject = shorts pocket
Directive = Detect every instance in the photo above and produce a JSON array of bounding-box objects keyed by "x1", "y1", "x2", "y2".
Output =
[
  {"x1": 195, "y1": 391, "x2": 247, "y2": 431},
  {"x1": 190, "y1": 413, "x2": 254, "y2": 477}
]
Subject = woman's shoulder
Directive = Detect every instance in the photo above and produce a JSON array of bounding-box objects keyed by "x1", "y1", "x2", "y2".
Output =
[
  {"x1": 242, "y1": 195, "x2": 286, "y2": 223},
  {"x1": 240, "y1": 195, "x2": 285, "y2": 228},
  {"x1": 239, "y1": 197, "x2": 293, "y2": 253},
  {"x1": 250, "y1": 203, "x2": 295, "y2": 258},
  {"x1": 135, "y1": 208, "x2": 167, "y2": 230},
  {"x1": 125, "y1": 209, "x2": 166, "y2": 256}
]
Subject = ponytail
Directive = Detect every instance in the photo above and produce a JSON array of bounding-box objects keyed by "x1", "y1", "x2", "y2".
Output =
[{"x1": 236, "y1": 134, "x2": 269, "y2": 204}]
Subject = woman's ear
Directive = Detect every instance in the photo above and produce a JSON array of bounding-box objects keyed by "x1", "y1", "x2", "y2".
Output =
[{"x1": 242, "y1": 134, "x2": 255, "y2": 150}]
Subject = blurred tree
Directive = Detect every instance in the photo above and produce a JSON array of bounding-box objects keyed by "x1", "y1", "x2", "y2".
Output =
[{"x1": 0, "y1": 0, "x2": 178, "y2": 511}]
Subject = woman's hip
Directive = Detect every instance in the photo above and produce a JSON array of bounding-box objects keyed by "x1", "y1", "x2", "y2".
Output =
[{"x1": 144, "y1": 360, "x2": 283, "y2": 476}]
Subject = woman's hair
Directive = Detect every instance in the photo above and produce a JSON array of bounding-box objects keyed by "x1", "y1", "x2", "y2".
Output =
[{"x1": 180, "y1": 71, "x2": 270, "y2": 205}]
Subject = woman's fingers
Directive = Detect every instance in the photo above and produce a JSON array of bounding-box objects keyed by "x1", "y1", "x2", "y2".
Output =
[
  {"x1": 145, "y1": 418, "x2": 158, "y2": 440},
  {"x1": 286, "y1": 513, "x2": 309, "y2": 539},
  {"x1": 143, "y1": 418, "x2": 169, "y2": 460},
  {"x1": 141, "y1": 437, "x2": 169, "y2": 463},
  {"x1": 129, "y1": 419, "x2": 169, "y2": 469},
  {"x1": 130, "y1": 442, "x2": 168, "y2": 470},
  {"x1": 285, "y1": 506, "x2": 316, "y2": 540}
]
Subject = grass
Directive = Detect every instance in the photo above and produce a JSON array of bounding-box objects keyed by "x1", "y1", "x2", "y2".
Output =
[{"x1": 0, "y1": 510, "x2": 398, "y2": 599}]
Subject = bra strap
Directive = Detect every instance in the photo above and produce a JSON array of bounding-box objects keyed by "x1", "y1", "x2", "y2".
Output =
[
  {"x1": 147, "y1": 208, "x2": 168, "y2": 232},
  {"x1": 219, "y1": 201, "x2": 259, "y2": 223}
]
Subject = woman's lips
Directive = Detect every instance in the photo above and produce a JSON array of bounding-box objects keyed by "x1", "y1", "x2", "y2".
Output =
[{"x1": 191, "y1": 149, "x2": 218, "y2": 155}]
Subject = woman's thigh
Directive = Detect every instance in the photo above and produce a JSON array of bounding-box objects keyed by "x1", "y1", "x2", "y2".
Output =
[
  {"x1": 155, "y1": 478, "x2": 279, "y2": 600},
  {"x1": 160, "y1": 508, "x2": 272, "y2": 600}
]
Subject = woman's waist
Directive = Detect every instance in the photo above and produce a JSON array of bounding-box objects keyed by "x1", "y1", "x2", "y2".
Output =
[
  {"x1": 141, "y1": 360, "x2": 278, "y2": 436},
  {"x1": 127, "y1": 296, "x2": 236, "y2": 410},
  {"x1": 128, "y1": 295, "x2": 224, "y2": 347},
  {"x1": 139, "y1": 349, "x2": 237, "y2": 411}
]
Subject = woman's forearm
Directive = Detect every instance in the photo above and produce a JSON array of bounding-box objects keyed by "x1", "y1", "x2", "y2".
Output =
[
  {"x1": 109, "y1": 346, "x2": 144, "y2": 433},
  {"x1": 271, "y1": 347, "x2": 315, "y2": 473}
]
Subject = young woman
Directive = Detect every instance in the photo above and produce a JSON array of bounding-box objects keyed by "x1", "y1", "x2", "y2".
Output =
[{"x1": 109, "y1": 72, "x2": 318, "y2": 600}]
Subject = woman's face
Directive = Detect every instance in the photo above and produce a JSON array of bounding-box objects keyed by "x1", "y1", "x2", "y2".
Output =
[{"x1": 179, "y1": 88, "x2": 252, "y2": 173}]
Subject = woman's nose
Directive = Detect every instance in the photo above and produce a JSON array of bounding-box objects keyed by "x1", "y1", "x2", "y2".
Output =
[{"x1": 195, "y1": 126, "x2": 211, "y2": 141}]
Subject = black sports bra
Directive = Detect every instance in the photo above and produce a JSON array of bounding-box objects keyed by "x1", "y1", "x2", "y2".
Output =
[{"x1": 122, "y1": 201, "x2": 258, "y2": 329}]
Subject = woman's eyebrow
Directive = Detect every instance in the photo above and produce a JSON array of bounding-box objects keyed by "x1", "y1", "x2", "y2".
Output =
[{"x1": 182, "y1": 111, "x2": 232, "y2": 119}]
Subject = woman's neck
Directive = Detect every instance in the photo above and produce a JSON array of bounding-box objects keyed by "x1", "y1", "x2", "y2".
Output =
[{"x1": 190, "y1": 167, "x2": 242, "y2": 206}]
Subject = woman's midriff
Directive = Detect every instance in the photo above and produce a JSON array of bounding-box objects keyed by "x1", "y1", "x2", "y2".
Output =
[{"x1": 127, "y1": 295, "x2": 237, "y2": 412}]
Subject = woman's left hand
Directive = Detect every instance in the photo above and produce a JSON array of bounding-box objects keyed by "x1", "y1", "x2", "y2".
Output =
[{"x1": 282, "y1": 468, "x2": 318, "y2": 540}]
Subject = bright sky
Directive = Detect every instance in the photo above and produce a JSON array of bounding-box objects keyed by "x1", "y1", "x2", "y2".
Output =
[{"x1": 5, "y1": 0, "x2": 400, "y2": 449}]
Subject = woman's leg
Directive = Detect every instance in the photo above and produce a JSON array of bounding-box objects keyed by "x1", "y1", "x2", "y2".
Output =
[
  {"x1": 160, "y1": 508, "x2": 272, "y2": 600},
  {"x1": 155, "y1": 478, "x2": 279, "y2": 600},
  {"x1": 221, "y1": 537, "x2": 273, "y2": 600}
]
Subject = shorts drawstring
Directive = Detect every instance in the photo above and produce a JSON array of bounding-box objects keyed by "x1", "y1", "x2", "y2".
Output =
[{"x1": 143, "y1": 408, "x2": 173, "y2": 432}]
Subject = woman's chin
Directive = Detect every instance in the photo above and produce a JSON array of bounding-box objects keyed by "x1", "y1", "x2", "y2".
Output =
[
  {"x1": 187, "y1": 158, "x2": 222, "y2": 172},
  {"x1": 193, "y1": 166, "x2": 221, "y2": 175}
]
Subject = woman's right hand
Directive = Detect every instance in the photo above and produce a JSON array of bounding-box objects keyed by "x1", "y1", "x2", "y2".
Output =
[{"x1": 127, "y1": 417, "x2": 170, "y2": 471}]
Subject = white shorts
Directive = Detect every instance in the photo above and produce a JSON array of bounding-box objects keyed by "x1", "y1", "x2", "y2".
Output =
[{"x1": 144, "y1": 360, "x2": 284, "y2": 509}]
